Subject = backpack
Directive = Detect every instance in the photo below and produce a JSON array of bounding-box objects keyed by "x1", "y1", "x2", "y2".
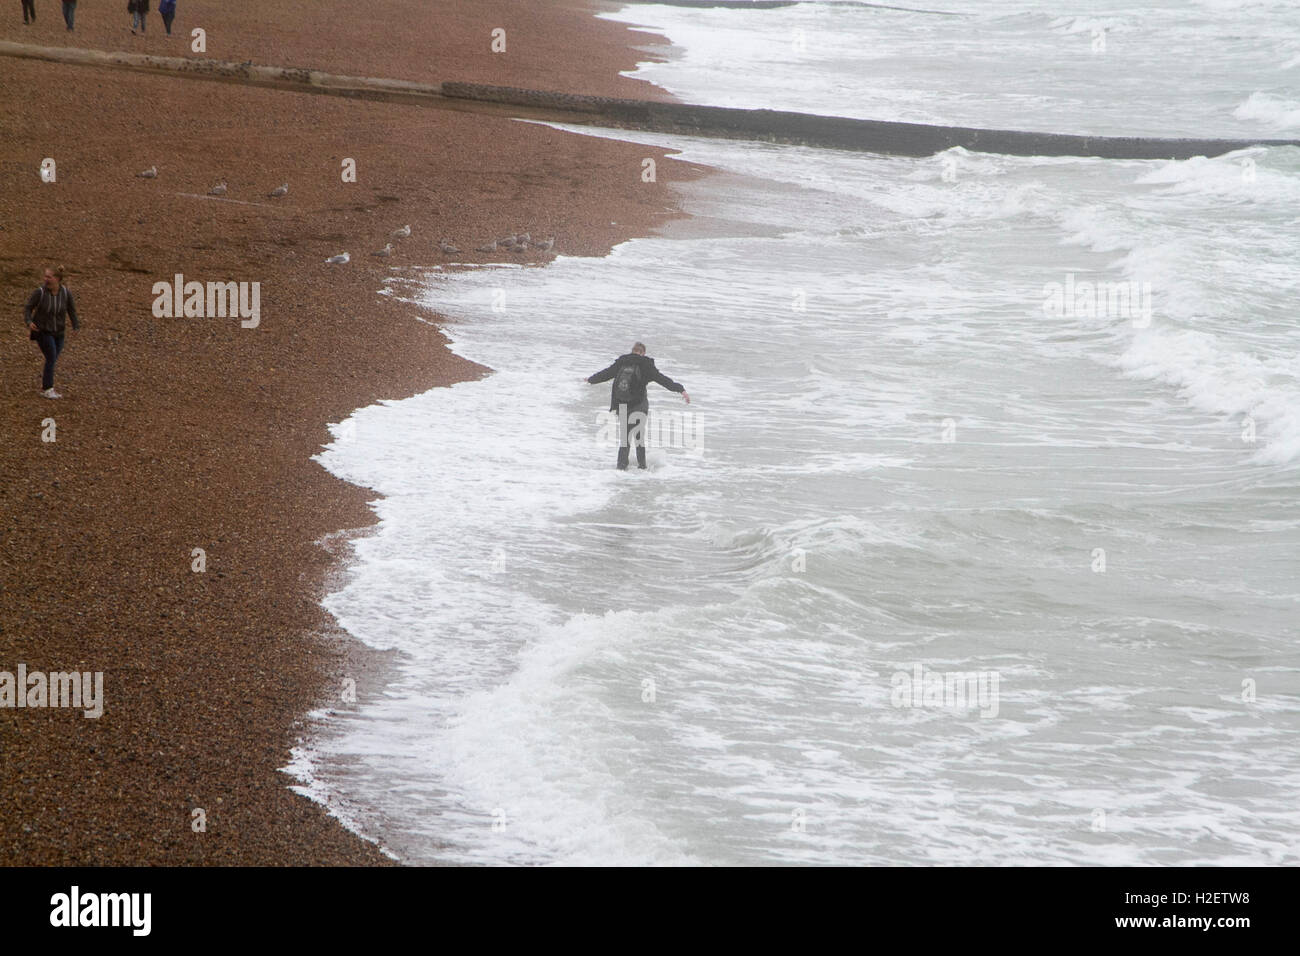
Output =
[{"x1": 613, "y1": 362, "x2": 642, "y2": 403}]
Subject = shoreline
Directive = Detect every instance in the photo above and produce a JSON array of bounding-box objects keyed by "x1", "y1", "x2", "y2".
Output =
[{"x1": 0, "y1": 0, "x2": 707, "y2": 865}]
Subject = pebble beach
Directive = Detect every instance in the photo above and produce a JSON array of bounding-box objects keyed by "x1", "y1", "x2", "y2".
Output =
[{"x1": 0, "y1": 0, "x2": 702, "y2": 865}]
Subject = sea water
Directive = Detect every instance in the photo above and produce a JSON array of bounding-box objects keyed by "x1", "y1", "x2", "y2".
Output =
[{"x1": 290, "y1": 0, "x2": 1300, "y2": 865}]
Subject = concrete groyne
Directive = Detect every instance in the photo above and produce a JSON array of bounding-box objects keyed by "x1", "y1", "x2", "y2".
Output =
[
  {"x1": 441, "y1": 81, "x2": 1300, "y2": 159},
  {"x1": 4, "y1": 41, "x2": 1296, "y2": 160}
]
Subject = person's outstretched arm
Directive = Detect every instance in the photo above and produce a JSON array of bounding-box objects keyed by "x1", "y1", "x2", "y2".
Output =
[
  {"x1": 648, "y1": 360, "x2": 690, "y2": 403},
  {"x1": 585, "y1": 361, "x2": 618, "y2": 385}
]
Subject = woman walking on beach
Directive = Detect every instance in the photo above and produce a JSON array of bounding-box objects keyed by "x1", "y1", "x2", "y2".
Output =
[
  {"x1": 60, "y1": 0, "x2": 74, "y2": 30},
  {"x1": 158, "y1": 0, "x2": 175, "y2": 35},
  {"x1": 24, "y1": 266, "x2": 81, "y2": 399},
  {"x1": 21, "y1": 0, "x2": 36, "y2": 25}
]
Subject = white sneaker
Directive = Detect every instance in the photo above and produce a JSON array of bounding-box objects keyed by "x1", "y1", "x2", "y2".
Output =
[{"x1": 42, "y1": 388, "x2": 61, "y2": 399}]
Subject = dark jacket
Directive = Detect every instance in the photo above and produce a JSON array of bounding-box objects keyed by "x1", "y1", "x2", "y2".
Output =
[
  {"x1": 587, "y1": 352, "x2": 684, "y2": 412},
  {"x1": 24, "y1": 285, "x2": 80, "y2": 336}
]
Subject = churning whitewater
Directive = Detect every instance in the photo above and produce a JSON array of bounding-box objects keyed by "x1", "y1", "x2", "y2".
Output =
[{"x1": 290, "y1": 0, "x2": 1300, "y2": 865}]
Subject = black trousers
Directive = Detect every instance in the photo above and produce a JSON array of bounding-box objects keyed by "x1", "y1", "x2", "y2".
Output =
[
  {"x1": 22, "y1": 0, "x2": 35, "y2": 21},
  {"x1": 617, "y1": 403, "x2": 648, "y2": 470},
  {"x1": 37, "y1": 332, "x2": 64, "y2": 390}
]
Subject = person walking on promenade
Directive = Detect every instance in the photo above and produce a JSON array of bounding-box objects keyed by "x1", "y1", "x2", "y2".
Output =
[
  {"x1": 60, "y1": 0, "x2": 74, "y2": 30},
  {"x1": 21, "y1": 0, "x2": 36, "y2": 26},
  {"x1": 158, "y1": 0, "x2": 175, "y2": 35},
  {"x1": 585, "y1": 342, "x2": 689, "y2": 470},
  {"x1": 23, "y1": 266, "x2": 81, "y2": 399}
]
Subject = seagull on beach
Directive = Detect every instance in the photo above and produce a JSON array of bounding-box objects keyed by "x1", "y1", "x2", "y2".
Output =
[
  {"x1": 209, "y1": 181, "x2": 227, "y2": 196},
  {"x1": 531, "y1": 236, "x2": 555, "y2": 253},
  {"x1": 325, "y1": 252, "x2": 350, "y2": 265},
  {"x1": 518, "y1": 232, "x2": 531, "y2": 244},
  {"x1": 136, "y1": 166, "x2": 157, "y2": 179},
  {"x1": 269, "y1": 183, "x2": 289, "y2": 198},
  {"x1": 438, "y1": 239, "x2": 460, "y2": 255},
  {"x1": 476, "y1": 240, "x2": 497, "y2": 253},
  {"x1": 372, "y1": 243, "x2": 393, "y2": 258},
  {"x1": 392, "y1": 224, "x2": 411, "y2": 239}
]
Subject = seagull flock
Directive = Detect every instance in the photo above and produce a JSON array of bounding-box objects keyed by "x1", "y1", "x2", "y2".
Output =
[
  {"x1": 348, "y1": 228, "x2": 557, "y2": 265},
  {"x1": 133, "y1": 167, "x2": 557, "y2": 266}
]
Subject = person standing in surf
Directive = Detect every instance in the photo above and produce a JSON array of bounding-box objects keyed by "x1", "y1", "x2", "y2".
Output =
[
  {"x1": 24, "y1": 265, "x2": 81, "y2": 398},
  {"x1": 585, "y1": 342, "x2": 689, "y2": 470}
]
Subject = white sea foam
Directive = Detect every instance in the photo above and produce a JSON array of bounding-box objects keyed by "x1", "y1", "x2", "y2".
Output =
[
  {"x1": 1048, "y1": 152, "x2": 1300, "y2": 464},
  {"x1": 603, "y1": 0, "x2": 1300, "y2": 137},
  {"x1": 292, "y1": 0, "x2": 1300, "y2": 866},
  {"x1": 1234, "y1": 91, "x2": 1300, "y2": 132}
]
